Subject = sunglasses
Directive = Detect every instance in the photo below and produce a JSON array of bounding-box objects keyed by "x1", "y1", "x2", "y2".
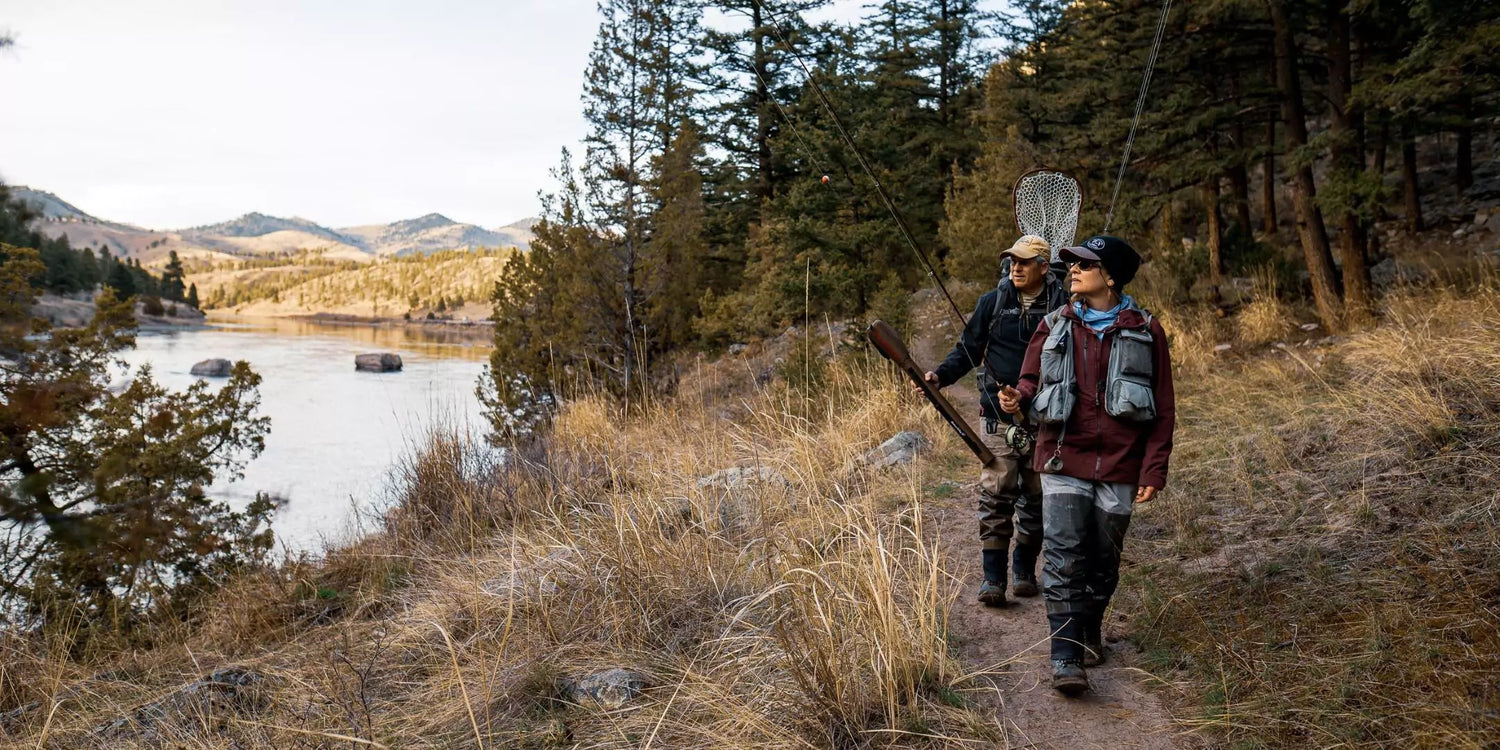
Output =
[{"x1": 1068, "y1": 259, "x2": 1100, "y2": 271}]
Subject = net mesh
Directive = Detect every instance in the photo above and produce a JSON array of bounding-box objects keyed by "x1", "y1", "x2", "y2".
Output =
[{"x1": 1014, "y1": 171, "x2": 1082, "y2": 262}]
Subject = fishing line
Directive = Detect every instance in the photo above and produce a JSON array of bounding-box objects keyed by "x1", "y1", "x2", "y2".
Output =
[
  {"x1": 754, "y1": 0, "x2": 969, "y2": 328},
  {"x1": 746, "y1": 57, "x2": 835, "y2": 180},
  {"x1": 1104, "y1": 0, "x2": 1174, "y2": 232}
]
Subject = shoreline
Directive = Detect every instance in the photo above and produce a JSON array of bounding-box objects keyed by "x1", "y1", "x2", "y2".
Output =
[{"x1": 291, "y1": 311, "x2": 495, "y2": 330}]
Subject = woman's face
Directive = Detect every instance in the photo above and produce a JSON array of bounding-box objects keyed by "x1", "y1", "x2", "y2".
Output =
[{"x1": 1068, "y1": 259, "x2": 1110, "y2": 296}]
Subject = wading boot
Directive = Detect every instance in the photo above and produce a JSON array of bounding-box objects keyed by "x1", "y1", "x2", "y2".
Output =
[
  {"x1": 1051, "y1": 660, "x2": 1089, "y2": 696},
  {"x1": 978, "y1": 549, "x2": 1008, "y2": 607},
  {"x1": 1082, "y1": 615, "x2": 1106, "y2": 667},
  {"x1": 1011, "y1": 543, "x2": 1040, "y2": 598}
]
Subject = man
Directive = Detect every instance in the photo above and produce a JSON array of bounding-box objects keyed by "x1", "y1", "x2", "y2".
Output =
[{"x1": 924, "y1": 234, "x2": 1067, "y2": 607}]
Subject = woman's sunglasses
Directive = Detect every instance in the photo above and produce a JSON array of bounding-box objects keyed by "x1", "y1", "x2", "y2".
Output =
[{"x1": 1068, "y1": 259, "x2": 1100, "y2": 271}]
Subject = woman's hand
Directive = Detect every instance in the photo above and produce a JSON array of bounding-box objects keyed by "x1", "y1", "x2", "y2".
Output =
[
  {"x1": 914, "y1": 371, "x2": 940, "y2": 394},
  {"x1": 998, "y1": 384, "x2": 1022, "y2": 415},
  {"x1": 1135, "y1": 486, "x2": 1160, "y2": 503}
]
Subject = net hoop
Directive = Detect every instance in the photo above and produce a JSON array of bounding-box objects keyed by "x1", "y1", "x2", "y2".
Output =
[{"x1": 1012, "y1": 168, "x2": 1083, "y2": 263}]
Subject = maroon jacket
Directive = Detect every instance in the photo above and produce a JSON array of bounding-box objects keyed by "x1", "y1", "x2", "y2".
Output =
[{"x1": 1015, "y1": 304, "x2": 1175, "y2": 488}]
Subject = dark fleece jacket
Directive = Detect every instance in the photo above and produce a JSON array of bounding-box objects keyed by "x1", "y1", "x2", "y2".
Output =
[{"x1": 933, "y1": 271, "x2": 1067, "y2": 419}]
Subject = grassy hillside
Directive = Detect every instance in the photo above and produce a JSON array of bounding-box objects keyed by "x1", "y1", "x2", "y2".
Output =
[{"x1": 189, "y1": 247, "x2": 514, "y2": 319}]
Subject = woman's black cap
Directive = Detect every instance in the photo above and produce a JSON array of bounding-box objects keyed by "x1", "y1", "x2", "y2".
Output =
[{"x1": 1059, "y1": 235, "x2": 1141, "y2": 288}]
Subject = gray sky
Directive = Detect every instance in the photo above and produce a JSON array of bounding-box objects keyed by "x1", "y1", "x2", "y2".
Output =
[{"x1": 0, "y1": 1, "x2": 1003, "y2": 230}]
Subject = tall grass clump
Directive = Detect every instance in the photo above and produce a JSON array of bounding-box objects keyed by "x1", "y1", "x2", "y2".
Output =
[
  {"x1": 1121, "y1": 286, "x2": 1500, "y2": 748},
  {"x1": 1235, "y1": 266, "x2": 1293, "y2": 347}
]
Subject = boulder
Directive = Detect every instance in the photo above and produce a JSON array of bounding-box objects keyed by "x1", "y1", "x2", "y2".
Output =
[
  {"x1": 559, "y1": 668, "x2": 649, "y2": 709},
  {"x1": 858, "y1": 431, "x2": 929, "y2": 469},
  {"x1": 695, "y1": 465, "x2": 789, "y2": 492},
  {"x1": 94, "y1": 667, "x2": 268, "y2": 741},
  {"x1": 1486, "y1": 213, "x2": 1500, "y2": 234},
  {"x1": 190, "y1": 358, "x2": 233, "y2": 377},
  {"x1": 1369, "y1": 257, "x2": 1430, "y2": 288},
  {"x1": 355, "y1": 352, "x2": 403, "y2": 372}
]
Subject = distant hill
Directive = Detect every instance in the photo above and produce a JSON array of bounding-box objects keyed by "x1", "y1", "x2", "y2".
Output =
[
  {"x1": 342, "y1": 212, "x2": 535, "y2": 257},
  {"x1": 12, "y1": 186, "x2": 537, "y2": 265}
]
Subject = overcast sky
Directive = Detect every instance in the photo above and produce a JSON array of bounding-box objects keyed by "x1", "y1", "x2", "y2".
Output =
[{"x1": 0, "y1": 1, "x2": 1003, "y2": 230}]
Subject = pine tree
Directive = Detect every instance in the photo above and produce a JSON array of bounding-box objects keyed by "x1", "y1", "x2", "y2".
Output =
[
  {"x1": 0, "y1": 243, "x2": 272, "y2": 626},
  {"x1": 163, "y1": 250, "x2": 187, "y2": 302}
]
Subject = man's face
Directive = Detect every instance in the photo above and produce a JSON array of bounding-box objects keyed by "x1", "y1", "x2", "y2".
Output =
[{"x1": 1009, "y1": 255, "x2": 1047, "y2": 292}]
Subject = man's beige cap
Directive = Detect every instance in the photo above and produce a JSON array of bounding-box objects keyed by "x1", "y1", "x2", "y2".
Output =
[{"x1": 1001, "y1": 234, "x2": 1050, "y2": 261}]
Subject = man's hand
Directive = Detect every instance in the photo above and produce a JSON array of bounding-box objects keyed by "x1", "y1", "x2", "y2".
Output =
[
  {"x1": 1135, "y1": 486, "x2": 1160, "y2": 504},
  {"x1": 998, "y1": 384, "x2": 1022, "y2": 415},
  {"x1": 914, "y1": 371, "x2": 940, "y2": 394}
]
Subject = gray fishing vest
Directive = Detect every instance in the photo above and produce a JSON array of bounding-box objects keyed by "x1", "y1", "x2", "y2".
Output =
[{"x1": 1029, "y1": 307, "x2": 1158, "y2": 425}]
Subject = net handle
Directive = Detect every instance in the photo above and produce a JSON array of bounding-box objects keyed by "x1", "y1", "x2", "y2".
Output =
[{"x1": 1011, "y1": 166, "x2": 1085, "y2": 237}]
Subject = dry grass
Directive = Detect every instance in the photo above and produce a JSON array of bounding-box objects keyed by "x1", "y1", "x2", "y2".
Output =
[
  {"x1": 1235, "y1": 267, "x2": 1293, "y2": 347},
  {"x1": 1120, "y1": 286, "x2": 1500, "y2": 748},
  {"x1": 0, "y1": 348, "x2": 996, "y2": 748}
]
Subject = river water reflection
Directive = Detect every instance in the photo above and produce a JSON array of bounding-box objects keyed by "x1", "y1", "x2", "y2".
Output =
[{"x1": 119, "y1": 317, "x2": 492, "y2": 550}]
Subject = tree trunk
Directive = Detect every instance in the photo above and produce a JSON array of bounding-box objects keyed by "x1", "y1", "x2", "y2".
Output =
[
  {"x1": 1201, "y1": 178, "x2": 1224, "y2": 304},
  {"x1": 1227, "y1": 74, "x2": 1254, "y2": 236},
  {"x1": 1268, "y1": 0, "x2": 1342, "y2": 330},
  {"x1": 1326, "y1": 0, "x2": 1371, "y2": 319},
  {"x1": 1456, "y1": 93, "x2": 1473, "y2": 192},
  {"x1": 937, "y1": 0, "x2": 951, "y2": 124},
  {"x1": 752, "y1": 2, "x2": 773, "y2": 212},
  {"x1": 1228, "y1": 162, "x2": 1253, "y2": 236},
  {"x1": 1262, "y1": 113, "x2": 1278, "y2": 235},
  {"x1": 1401, "y1": 119, "x2": 1423, "y2": 234}
]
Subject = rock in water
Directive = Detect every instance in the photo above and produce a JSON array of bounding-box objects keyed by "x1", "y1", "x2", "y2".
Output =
[
  {"x1": 190, "y1": 358, "x2": 233, "y2": 377},
  {"x1": 355, "y1": 353, "x2": 403, "y2": 372},
  {"x1": 859, "y1": 431, "x2": 929, "y2": 469}
]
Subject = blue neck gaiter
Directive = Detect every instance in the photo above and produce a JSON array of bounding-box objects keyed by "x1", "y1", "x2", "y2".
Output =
[{"x1": 1074, "y1": 295, "x2": 1134, "y2": 338}]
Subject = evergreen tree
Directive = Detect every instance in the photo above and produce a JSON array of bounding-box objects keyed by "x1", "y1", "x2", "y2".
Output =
[
  {"x1": 163, "y1": 250, "x2": 187, "y2": 301},
  {"x1": 106, "y1": 258, "x2": 138, "y2": 299},
  {"x1": 0, "y1": 244, "x2": 273, "y2": 627}
]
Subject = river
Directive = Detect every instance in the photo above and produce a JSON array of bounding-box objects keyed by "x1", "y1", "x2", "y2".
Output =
[{"x1": 119, "y1": 317, "x2": 492, "y2": 551}]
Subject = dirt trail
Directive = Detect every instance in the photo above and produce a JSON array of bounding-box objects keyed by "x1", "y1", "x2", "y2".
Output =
[
  {"x1": 908, "y1": 317, "x2": 1190, "y2": 749},
  {"x1": 929, "y1": 490, "x2": 1187, "y2": 749}
]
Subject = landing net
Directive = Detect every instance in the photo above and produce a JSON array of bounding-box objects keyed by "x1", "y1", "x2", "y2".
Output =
[{"x1": 1013, "y1": 169, "x2": 1082, "y2": 263}]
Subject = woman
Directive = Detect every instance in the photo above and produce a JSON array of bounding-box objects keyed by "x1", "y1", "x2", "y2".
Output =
[{"x1": 997, "y1": 234, "x2": 1175, "y2": 696}]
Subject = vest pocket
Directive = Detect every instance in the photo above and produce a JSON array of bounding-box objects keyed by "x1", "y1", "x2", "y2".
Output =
[
  {"x1": 1105, "y1": 378, "x2": 1156, "y2": 422},
  {"x1": 1105, "y1": 328, "x2": 1156, "y2": 422},
  {"x1": 1030, "y1": 323, "x2": 1075, "y2": 424}
]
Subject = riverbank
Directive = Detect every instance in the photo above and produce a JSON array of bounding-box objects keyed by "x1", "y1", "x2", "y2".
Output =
[
  {"x1": 291, "y1": 310, "x2": 495, "y2": 336},
  {"x1": 31, "y1": 292, "x2": 209, "y2": 329}
]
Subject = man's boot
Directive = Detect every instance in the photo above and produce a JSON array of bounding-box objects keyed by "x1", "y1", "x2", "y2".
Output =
[
  {"x1": 1011, "y1": 542, "x2": 1040, "y2": 597},
  {"x1": 1082, "y1": 612, "x2": 1106, "y2": 667},
  {"x1": 978, "y1": 548, "x2": 1008, "y2": 607}
]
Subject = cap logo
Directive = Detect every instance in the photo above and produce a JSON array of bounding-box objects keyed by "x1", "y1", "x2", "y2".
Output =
[{"x1": 1086, "y1": 238, "x2": 1106, "y2": 250}]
